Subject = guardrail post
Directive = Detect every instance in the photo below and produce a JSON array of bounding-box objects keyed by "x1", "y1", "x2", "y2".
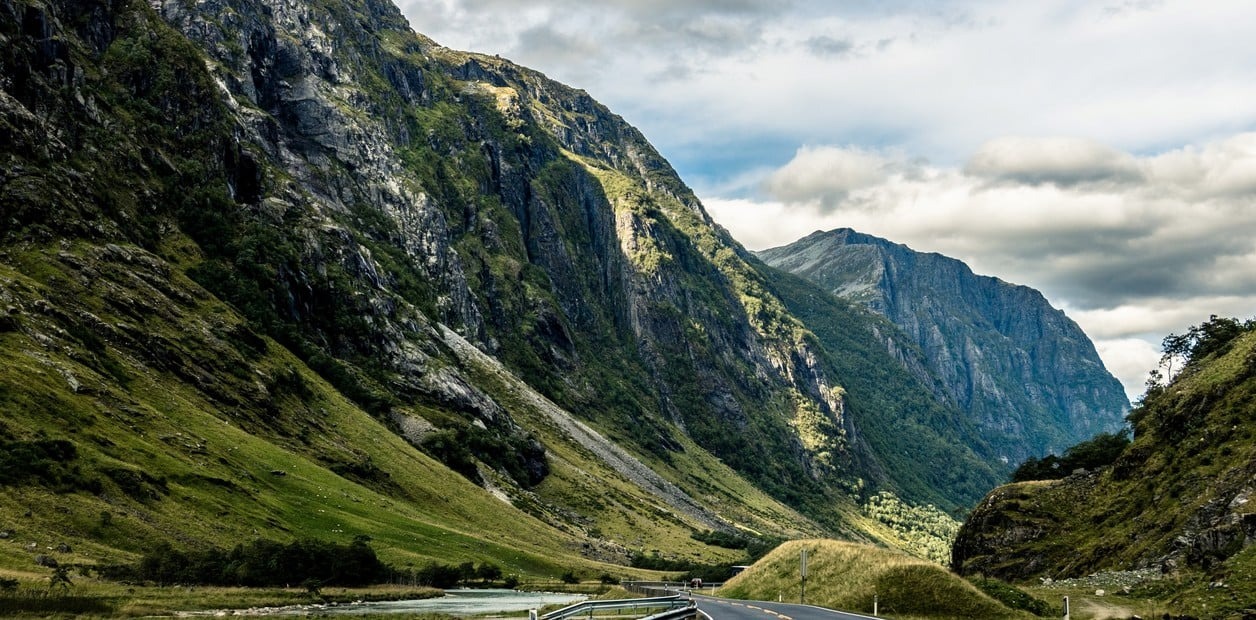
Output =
[{"x1": 530, "y1": 610, "x2": 537, "y2": 620}]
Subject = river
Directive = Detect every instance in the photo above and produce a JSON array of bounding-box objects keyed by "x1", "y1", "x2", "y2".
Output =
[{"x1": 184, "y1": 588, "x2": 588, "y2": 617}]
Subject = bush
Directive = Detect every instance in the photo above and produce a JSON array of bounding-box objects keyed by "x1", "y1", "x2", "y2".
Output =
[
  {"x1": 414, "y1": 562, "x2": 461, "y2": 588},
  {"x1": 0, "y1": 439, "x2": 103, "y2": 494},
  {"x1": 127, "y1": 536, "x2": 387, "y2": 587},
  {"x1": 560, "y1": 571, "x2": 579, "y2": 584},
  {"x1": 1011, "y1": 430, "x2": 1131, "y2": 482},
  {"x1": 969, "y1": 577, "x2": 1053, "y2": 616}
]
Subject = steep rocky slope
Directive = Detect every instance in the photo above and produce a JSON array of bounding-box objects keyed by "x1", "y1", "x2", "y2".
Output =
[
  {"x1": 0, "y1": 0, "x2": 1006, "y2": 576},
  {"x1": 951, "y1": 318, "x2": 1256, "y2": 618},
  {"x1": 759, "y1": 229, "x2": 1129, "y2": 464}
]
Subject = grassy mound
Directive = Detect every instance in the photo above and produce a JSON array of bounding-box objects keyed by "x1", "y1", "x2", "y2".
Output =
[{"x1": 718, "y1": 540, "x2": 1026, "y2": 619}]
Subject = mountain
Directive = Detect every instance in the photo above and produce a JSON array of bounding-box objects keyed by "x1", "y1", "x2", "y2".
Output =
[
  {"x1": 0, "y1": 0, "x2": 1008, "y2": 578},
  {"x1": 758, "y1": 229, "x2": 1129, "y2": 464},
  {"x1": 951, "y1": 317, "x2": 1256, "y2": 618}
]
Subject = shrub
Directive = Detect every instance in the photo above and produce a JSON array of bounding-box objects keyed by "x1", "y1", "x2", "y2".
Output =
[
  {"x1": 128, "y1": 536, "x2": 387, "y2": 587},
  {"x1": 1011, "y1": 430, "x2": 1131, "y2": 482}
]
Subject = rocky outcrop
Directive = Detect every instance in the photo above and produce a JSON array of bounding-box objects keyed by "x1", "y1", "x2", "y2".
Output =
[{"x1": 759, "y1": 229, "x2": 1129, "y2": 464}]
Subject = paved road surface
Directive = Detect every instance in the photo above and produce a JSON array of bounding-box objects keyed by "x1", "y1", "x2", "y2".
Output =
[{"x1": 689, "y1": 593, "x2": 878, "y2": 620}]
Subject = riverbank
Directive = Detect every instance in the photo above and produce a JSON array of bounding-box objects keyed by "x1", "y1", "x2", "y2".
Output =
[{"x1": 0, "y1": 582, "x2": 442, "y2": 617}]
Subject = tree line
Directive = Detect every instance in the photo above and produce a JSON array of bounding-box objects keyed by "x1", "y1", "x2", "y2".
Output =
[{"x1": 97, "y1": 536, "x2": 511, "y2": 589}]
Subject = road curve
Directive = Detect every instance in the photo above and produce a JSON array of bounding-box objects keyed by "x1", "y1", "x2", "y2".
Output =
[{"x1": 689, "y1": 593, "x2": 878, "y2": 620}]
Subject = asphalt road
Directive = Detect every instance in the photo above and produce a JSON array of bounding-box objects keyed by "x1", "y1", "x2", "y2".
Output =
[{"x1": 689, "y1": 593, "x2": 878, "y2": 620}]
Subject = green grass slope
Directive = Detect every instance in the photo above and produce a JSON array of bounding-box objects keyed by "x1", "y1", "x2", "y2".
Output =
[
  {"x1": 0, "y1": 244, "x2": 592, "y2": 576},
  {"x1": 719, "y1": 540, "x2": 1024, "y2": 619}
]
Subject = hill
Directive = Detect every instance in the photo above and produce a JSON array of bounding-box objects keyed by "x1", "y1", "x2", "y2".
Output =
[
  {"x1": 759, "y1": 229, "x2": 1129, "y2": 464},
  {"x1": 718, "y1": 540, "x2": 1024, "y2": 619},
  {"x1": 952, "y1": 316, "x2": 1256, "y2": 618}
]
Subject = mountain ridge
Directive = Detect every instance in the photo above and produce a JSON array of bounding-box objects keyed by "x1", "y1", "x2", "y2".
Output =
[{"x1": 758, "y1": 227, "x2": 1129, "y2": 464}]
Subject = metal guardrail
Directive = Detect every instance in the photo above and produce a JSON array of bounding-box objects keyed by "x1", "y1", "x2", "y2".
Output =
[
  {"x1": 640, "y1": 602, "x2": 699, "y2": 620},
  {"x1": 622, "y1": 582, "x2": 725, "y2": 597},
  {"x1": 539, "y1": 594, "x2": 691, "y2": 620}
]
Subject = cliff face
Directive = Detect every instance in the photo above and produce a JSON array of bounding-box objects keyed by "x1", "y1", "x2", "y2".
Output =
[
  {"x1": 951, "y1": 324, "x2": 1256, "y2": 617},
  {"x1": 759, "y1": 229, "x2": 1129, "y2": 464}
]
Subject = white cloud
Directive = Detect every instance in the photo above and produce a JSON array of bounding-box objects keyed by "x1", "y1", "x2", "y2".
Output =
[
  {"x1": 763, "y1": 146, "x2": 898, "y2": 209},
  {"x1": 1091, "y1": 338, "x2": 1161, "y2": 400}
]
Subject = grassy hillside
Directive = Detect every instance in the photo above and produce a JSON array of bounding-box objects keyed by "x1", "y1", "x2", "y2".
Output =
[
  {"x1": 953, "y1": 318, "x2": 1256, "y2": 618},
  {"x1": 0, "y1": 245, "x2": 601, "y2": 576},
  {"x1": 718, "y1": 540, "x2": 1024, "y2": 619}
]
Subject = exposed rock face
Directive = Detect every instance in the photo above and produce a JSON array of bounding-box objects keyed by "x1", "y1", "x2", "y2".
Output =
[{"x1": 759, "y1": 229, "x2": 1129, "y2": 463}]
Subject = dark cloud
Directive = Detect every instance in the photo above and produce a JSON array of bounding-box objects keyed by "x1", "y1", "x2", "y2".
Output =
[
  {"x1": 964, "y1": 137, "x2": 1144, "y2": 188},
  {"x1": 1030, "y1": 232, "x2": 1256, "y2": 308},
  {"x1": 513, "y1": 23, "x2": 601, "y2": 67},
  {"x1": 805, "y1": 36, "x2": 855, "y2": 58}
]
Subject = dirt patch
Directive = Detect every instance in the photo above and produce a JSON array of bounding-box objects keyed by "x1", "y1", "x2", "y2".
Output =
[{"x1": 1076, "y1": 596, "x2": 1136, "y2": 620}]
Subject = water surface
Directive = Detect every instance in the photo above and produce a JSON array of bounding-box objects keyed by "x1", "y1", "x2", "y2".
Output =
[{"x1": 192, "y1": 588, "x2": 588, "y2": 617}]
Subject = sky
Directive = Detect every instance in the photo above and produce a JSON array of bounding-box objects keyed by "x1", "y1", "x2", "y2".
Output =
[{"x1": 398, "y1": 0, "x2": 1256, "y2": 401}]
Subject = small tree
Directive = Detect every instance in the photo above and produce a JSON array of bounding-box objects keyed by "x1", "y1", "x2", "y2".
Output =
[
  {"x1": 458, "y1": 561, "x2": 477, "y2": 586},
  {"x1": 477, "y1": 563, "x2": 503, "y2": 584},
  {"x1": 560, "y1": 570, "x2": 579, "y2": 584},
  {"x1": 49, "y1": 566, "x2": 73, "y2": 592},
  {"x1": 302, "y1": 578, "x2": 324, "y2": 598}
]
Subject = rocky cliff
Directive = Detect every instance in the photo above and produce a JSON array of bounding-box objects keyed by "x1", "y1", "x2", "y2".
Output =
[
  {"x1": 759, "y1": 229, "x2": 1129, "y2": 464},
  {"x1": 951, "y1": 319, "x2": 1256, "y2": 618}
]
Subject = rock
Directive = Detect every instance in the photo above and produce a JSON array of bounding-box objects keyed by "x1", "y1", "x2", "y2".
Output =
[
  {"x1": 0, "y1": 530, "x2": 11, "y2": 539},
  {"x1": 55, "y1": 542, "x2": 71, "y2": 553},
  {"x1": 34, "y1": 554, "x2": 58, "y2": 568},
  {"x1": 1095, "y1": 589, "x2": 1105, "y2": 596},
  {"x1": 270, "y1": 470, "x2": 286, "y2": 476}
]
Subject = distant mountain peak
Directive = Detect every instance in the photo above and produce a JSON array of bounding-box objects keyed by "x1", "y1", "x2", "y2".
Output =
[{"x1": 759, "y1": 227, "x2": 1129, "y2": 464}]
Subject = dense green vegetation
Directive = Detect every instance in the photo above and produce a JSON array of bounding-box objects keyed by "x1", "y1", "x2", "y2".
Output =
[
  {"x1": 106, "y1": 537, "x2": 387, "y2": 587},
  {"x1": 1010, "y1": 430, "x2": 1130, "y2": 482}
]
